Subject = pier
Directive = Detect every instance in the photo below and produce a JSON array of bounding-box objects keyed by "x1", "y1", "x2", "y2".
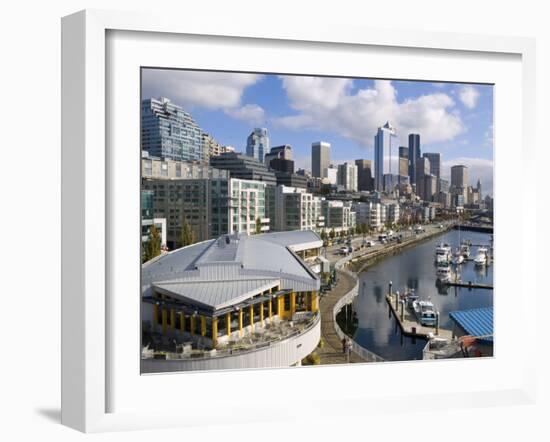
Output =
[
  {"x1": 385, "y1": 291, "x2": 453, "y2": 340},
  {"x1": 444, "y1": 281, "x2": 493, "y2": 289}
]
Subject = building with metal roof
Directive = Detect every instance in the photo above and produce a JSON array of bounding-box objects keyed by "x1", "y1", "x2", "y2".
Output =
[
  {"x1": 449, "y1": 306, "x2": 494, "y2": 344},
  {"x1": 141, "y1": 230, "x2": 323, "y2": 372}
]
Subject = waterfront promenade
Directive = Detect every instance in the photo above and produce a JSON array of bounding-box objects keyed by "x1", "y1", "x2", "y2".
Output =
[
  {"x1": 317, "y1": 269, "x2": 365, "y2": 364},
  {"x1": 317, "y1": 222, "x2": 456, "y2": 365}
]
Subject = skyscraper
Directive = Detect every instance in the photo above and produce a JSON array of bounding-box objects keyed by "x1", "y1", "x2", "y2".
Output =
[
  {"x1": 246, "y1": 128, "x2": 270, "y2": 162},
  {"x1": 398, "y1": 146, "x2": 409, "y2": 178},
  {"x1": 451, "y1": 165, "x2": 469, "y2": 189},
  {"x1": 423, "y1": 152, "x2": 441, "y2": 179},
  {"x1": 141, "y1": 97, "x2": 204, "y2": 162},
  {"x1": 374, "y1": 122, "x2": 398, "y2": 191},
  {"x1": 415, "y1": 156, "x2": 431, "y2": 200},
  {"x1": 311, "y1": 141, "x2": 331, "y2": 178},
  {"x1": 408, "y1": 134, "x2": 421, "y2": 184},
  {"x1": 355, "y1": 159, "x2": 374, "y2": 191}
]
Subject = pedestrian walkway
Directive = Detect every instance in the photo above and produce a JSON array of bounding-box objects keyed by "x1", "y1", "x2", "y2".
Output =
[{"x1": 317, "y1": 270, "x2": 365, "y2": 364}]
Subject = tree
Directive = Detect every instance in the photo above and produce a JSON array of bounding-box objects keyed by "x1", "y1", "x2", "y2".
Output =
[
  {"x1": 180, "y1": 218, "x2": 196, "y2": 247},
  {"x1": 320, "y1": 229, "x2": 327, "y2": 241},
  {"x1": 143, "y1": 224, "x2": 161, "y2": 263},
  {"x1": 329, "y1": 228, "x2": 336, "y2": 240},
  {"x1": 255, "y1": 217, "x2": 262, "y2": 234}
]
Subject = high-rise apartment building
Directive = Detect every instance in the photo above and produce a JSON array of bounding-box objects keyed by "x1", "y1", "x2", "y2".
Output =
[
  {"x1": 274, "y1": 186, "x2": 325, "y2": 232},
  {"x1": 374, "y1": 122, "x2": 399, "y2": 191},
  {"x1": 311, "y1": 141, "x2": 331, "y2": 178},
  {"x1": 142, "y1": 177, "x2": 270, "y2": 248},
  {"x1": 201, "y1": 133, "x2": 223, "y2": 162},
  {"x1": 415, "y1": 156, "x2": 431, "y2": 200},
  {"x1": 210, "y1": 152, "x2": 277, "y2": 186},
  {"x1": 355, "y1": 159, "x2": 374, "y2": 191},
  {"x1": 246, "y1": 128, "x2": 270, "y2": 163},
  {"x1": 141, "y1": 97, "x2": 204, "y2": 162},
  {"x1": 141, "y1": 154, "x2": 229, "y2": 180},
  {"x1": 408, "y1": 134, "x2": 421, "y2": 184},
  {"x1": 337, "y1": 162, "x2": 358, "y2": 192},
  {"x1": 322, "y1": 200, "x2": 356, "y2": 233}
]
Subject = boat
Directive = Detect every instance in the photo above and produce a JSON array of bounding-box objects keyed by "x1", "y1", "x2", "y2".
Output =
[
  {"x1": 412, "y1": 299, "x2": 437, "y2": 326},
  {"x1": 460, "y1": 242, "x2": 470, "y2": 258},
  {"x1": 399, "y1": 288, "x2": 419, "y2": 308},
  {"x1": 435, "y1": 243, "x2": 452, "y2": 263},
  {"x1": 436, "y1": 262, "x2": 452, "y2": 281},
  {"x1": 474, "y1": 247, "x2": 488, "y2": 266},
  {"x1": 451, "y1": 249, "x2": 464, "y2": 265}
]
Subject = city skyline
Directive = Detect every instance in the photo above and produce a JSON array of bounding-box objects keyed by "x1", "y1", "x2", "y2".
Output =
[{"x1": 142, "y1": 69, "x2": 494, "y2": 194}]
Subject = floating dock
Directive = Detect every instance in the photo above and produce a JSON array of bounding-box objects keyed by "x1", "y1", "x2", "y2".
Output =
[
  {"x1": 444, "y1": 281, "x2": 493, "y2": 289},
  {"x1": 385, "y1": 293, "x2": 453, "y2": 340}
]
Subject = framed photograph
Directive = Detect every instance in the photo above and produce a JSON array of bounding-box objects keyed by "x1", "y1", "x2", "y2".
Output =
[{"x1": 61, "y1": 9, "x2": 537, "y2": 432}]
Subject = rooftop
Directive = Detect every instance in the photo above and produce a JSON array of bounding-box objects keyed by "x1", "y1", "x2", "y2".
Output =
[
  {"x1": 142, "y1": 231, "x2": 321, "y2": 312},
  {"x1": 449, "y1": 307, "x2": 493, "y2": 343}
]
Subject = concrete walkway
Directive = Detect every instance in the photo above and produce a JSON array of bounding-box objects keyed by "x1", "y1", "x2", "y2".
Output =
[{"x1": 317, "y1": 270, "x2": 365, "y2": 364}]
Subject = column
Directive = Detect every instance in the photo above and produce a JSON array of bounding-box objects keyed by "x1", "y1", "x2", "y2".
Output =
[
  {"x1": 249, "y1": 305, "x2": 254, "y2": 330},
  {"x1": 311, "y1": 291, "x2": 319, "y2": 313},
  {"x1": 200, "y1": 315, "x2": 206, "y2": 337},
  {"x1": 278, "y1": 296, "x2": 284, "y2": 320},
  {"x1": 170, "y1": 309, "x2": 175, "y2": 331},
  {"x1": 268, "y1": 298, "x2": 272, "y2": 322},
  {"x1": 161, "y1": 308, "x2": 167, "y2": 334},
  {"x1": 179, "y1": 312, "x2": 185, "y2": 333},
  {"x1": 260, "y1": 301, "x2": 264, "y2": 324},
  {"x1": 290, "y1": 292, "x2": 296, "y2": 316},
  {"x1": 152, "y1": 304, "x2": 159, "y2": 330},
  {"x1": 212, "y1": 317, "x2": 218, "y2": 348},
  {"x1": 226, "y1": 312, "x2": 231, "y2": 337},
  {"x1": 238, "y1": 309, "x2": 243, "y2": 337}
]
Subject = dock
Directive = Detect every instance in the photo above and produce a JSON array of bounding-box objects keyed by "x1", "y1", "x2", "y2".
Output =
[
  {"x1": 444, "y1": 281, "x2": 493, "y2": 289},
  {"x1": 385, "y1": 292, "x2": 453, "y2": 340}
]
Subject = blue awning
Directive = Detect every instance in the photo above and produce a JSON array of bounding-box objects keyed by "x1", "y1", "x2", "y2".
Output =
[{"x1": 449, "y1": 307, "x2": 493, "y2": 343}]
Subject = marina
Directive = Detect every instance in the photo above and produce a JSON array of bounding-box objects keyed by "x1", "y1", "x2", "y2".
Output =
[{"x1": 351, "y1": 229, "x2": 493, "y2": 361}]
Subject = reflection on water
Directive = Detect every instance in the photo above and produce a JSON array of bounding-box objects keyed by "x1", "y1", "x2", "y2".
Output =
[{"x1": 353, "y1": 230, "x2": 493, "y2": 361}]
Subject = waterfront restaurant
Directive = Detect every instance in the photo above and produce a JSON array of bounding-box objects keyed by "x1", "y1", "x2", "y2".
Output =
[{"x1": 141, "y1": 230, "x2": 323, "y2": 372}]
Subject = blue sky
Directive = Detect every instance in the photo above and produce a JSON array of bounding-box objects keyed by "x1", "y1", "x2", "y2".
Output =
[{"x1": 142, "y1": 69, "x2": 494, "y2": 194}]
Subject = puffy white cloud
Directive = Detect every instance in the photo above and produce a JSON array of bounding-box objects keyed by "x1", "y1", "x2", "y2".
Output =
[
  {"x1": 458, "y1": 85, "x2": 480, "y2": 109},
  {"x1": 273, "y1": 78, "x2": 465, "y2": 147},
  {"x1": 141, "y1": 69, "x2": 263, "y2": 115},
  {"x1": 225, "y1": 104, "x2": 266, "y2": 125},
  {"x1": 441, "y1": 157, "x2": 494, "y2": 195}
]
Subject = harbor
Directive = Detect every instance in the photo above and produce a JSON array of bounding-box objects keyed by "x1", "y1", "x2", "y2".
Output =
[{"x1": 345, "y1": 228, "x2": 493, "y2": 361}]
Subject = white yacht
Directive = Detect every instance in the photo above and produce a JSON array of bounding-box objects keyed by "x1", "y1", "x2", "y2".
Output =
[
  {"x1": 435, "y1": 243, "x2": 452, "y2": 263},
  {"x1": 412, "y1": 299, "x2": 437, "y2": 327},
  {"x1": 452, "y1": 249, "x2": 465, "y2": 265},
  {"x1": 474, "y1": 247, "x2": 488, "y2": 267},
  {"x1": 436, "y1": 262, "x2": 452, "y2": 281},
  {"x1": 460, "y1": 243, "x2": 470, "y2": 259}
]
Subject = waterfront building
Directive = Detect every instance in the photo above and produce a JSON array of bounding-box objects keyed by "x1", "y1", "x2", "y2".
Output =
[
  {"x1": 246, "y1": 128, "x2": 270, "y2": 162},
  {"x1": 142, "y1": 177, "x2": 270, "y2": 248},
  {"x1": 311, "y1": 141, "x2": 331, "y2": 178},
  {"x1": 210, "y1": 151, "x2": 277, "y2": 186},
  {"x1": 354, "y1": 201, "x2": 383, "y2": 231},
  {"x1": 408, "y1": 134, "x2": 421, "y2": 184},
  {"x1": 337, "y1": 162, "x2": 358, "y2": 192},
  {"x1": 437, "y1": 191, "x2": 452, "y2": 208},
  {"x1": 386, "y1": 203, "x2": 400, "y2": 226},
  {"x1": 142, "y1": 154, "x2": 229, "y2": 180},
  {"x1": 355, "y1": 159, "x2": 374, "y2": 191},
  {"x1": 374, "y1": 122, "x2": 399, "y2": 191},
  {"x1": 141, "y1": 190, "x2": 167, "y2": 254},
  {"x1": 322, "y1": 200, "x2": 356, "y2": 233},
  {"x1": 274, "y1": 186, "x2": 325, "y2": 232},
  {"x1": 141, "y1": 97, "x2": 204, "y2": 162},
  {"x1": 141, "y1": 230, "x2": 322, "y2": 372}
]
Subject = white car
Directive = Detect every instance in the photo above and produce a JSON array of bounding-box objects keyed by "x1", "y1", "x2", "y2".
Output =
[{"x1": 364, "y1": 240, "x2": 375, "y2": 247}]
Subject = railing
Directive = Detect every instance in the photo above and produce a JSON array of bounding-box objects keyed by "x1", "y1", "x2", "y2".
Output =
[{"x1": 331, "y1": 264, "x2": 385, "y2": 363}]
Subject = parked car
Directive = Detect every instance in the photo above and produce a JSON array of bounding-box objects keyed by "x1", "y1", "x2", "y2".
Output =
[{"x1": 364, "y1": 240, "x2": 374, "y2": 247}]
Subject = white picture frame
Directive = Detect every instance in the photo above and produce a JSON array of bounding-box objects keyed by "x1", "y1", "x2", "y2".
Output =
[{"x1": 61, "y1": 9, "x2": 537, "y2": 433}]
